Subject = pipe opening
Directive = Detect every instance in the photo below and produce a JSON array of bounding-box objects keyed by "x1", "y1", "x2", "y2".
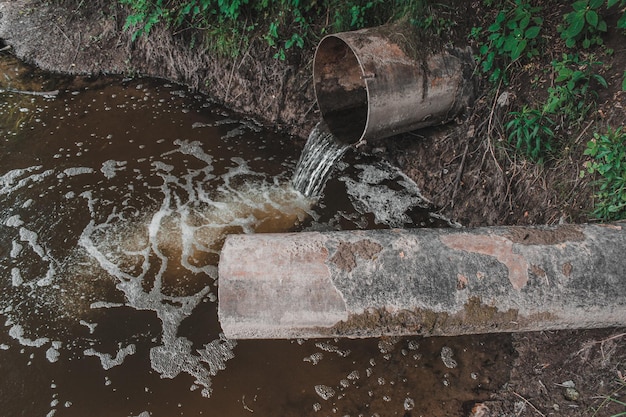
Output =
[{"x1": 313, "y1": 36, "x2": 368, "y2": 145}]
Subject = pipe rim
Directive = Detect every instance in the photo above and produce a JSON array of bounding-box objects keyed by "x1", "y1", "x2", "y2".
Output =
[{"x1": 313, "y1": 34, "x2": 371, "y2": 146}]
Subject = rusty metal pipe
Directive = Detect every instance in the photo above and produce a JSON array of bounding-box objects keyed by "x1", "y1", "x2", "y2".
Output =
[
  {"x1": 313, "y1": 26, "x2": 474, "y2": 145},
  {"x1": 218, "y1": 223, "x2": 626, "y2": 339}
]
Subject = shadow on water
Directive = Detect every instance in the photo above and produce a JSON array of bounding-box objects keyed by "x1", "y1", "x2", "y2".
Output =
[{"x1": 0, "y1": 55, "x2": 513, "y2": 417}]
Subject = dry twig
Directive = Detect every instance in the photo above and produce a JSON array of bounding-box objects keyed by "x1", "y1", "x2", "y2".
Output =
[{"x1": 511, "y1": 390, "x2": 546, "y2": 417}]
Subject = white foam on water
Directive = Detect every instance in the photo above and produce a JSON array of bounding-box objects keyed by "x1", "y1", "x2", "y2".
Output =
[
  {"x1": 11, "y1": 241, "x2": 23, "y2": 257},
  {"x1": 101, "y1": 160, "x2": 127, "y2": 179},
  {"x1": 8, "y1": 324, "x2": 49, "y2": 347},
  {"x1": 18, "y1": 227, "x2": 46, "y2": 258},
  {"x1": 1, "y1": 167, "x2": 55, "y2": 194},
  {"x1": 0, "y1": 135, "x2": 304, "y2": 399},
  {"x1": 84, "y1": 343, "x2": 136, "y2": 370},
  {"x1": 315, "y1": 341, "x2": 351, "y2": 357},
  {"x1": 5, "y1": 215, "x2": 24, "y2": 227},
  {"x1": 62, "y1": 167, "x2": 94, "y2": 177},
  {"x1": 341, "y1": 161, "x2": 431, "y2": 228},
  {"x1": 75, "y1": 155, "x2": 311, "y2": 396},
  {"x1": 46, "y1": 341, "x2": 62, "y2": 363},
  {"x1": 11, "y1": 268, "x2": 23, "y2": 287},
  {"x1": 79, "y1": 320, "x2": 98, "y2": 334},
  {"x1": 314, "y1": 384, "x2": 336, "y2": 401}
]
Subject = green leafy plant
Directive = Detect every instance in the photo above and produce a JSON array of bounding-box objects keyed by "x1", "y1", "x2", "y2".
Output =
[
  {"x1": 118, "y1": 0, "x2": 398, "y2": 59},
  {"x1": 120, "y1": 0, "x2": 171, "y2": 40},
  {"x1": 505, "y1": 106, "x2": 555, "y2": 162},
  {"x1": 471, "y1": 0, "x2": 543, "y2": 83},
  {"x1": 544, "y1": 53, "x2": 607, "y2": 125},
  {"x1": 559, "y1": 0, "x2": 608, "y2": 48},
  {"x1": 583, "y1": 127, "x2": 626, "y2": 220}
]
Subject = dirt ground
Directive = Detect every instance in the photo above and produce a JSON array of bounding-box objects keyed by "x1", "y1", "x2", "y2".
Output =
[{"x1": 1, "y1": 0, "x2": 626, "y2": 415}]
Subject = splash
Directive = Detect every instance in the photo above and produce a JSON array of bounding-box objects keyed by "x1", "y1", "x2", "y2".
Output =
[{"x1": 292, "y1": 122, "x2": 350, "y2": 198}]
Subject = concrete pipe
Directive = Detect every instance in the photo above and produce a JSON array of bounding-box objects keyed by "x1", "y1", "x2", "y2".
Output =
[
  {"x1": 218, "y1": 223, "x2": 626, "y2": 339},
  {"x1": 313, "y1": 25, "x2": 474, "y2": 145}
]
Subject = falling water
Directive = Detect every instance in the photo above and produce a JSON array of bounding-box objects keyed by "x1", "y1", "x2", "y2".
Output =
[{"x1": 291, "y1": 122, "x2": 350, "y2": 198}]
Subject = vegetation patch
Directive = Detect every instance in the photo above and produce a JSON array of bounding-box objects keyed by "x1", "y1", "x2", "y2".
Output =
[{"x1": 583, "y1": 126, "x2": 626, "y2": 220}]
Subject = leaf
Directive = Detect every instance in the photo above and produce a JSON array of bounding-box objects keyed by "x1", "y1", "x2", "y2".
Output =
[
  {"x1": 488, "y1": 21, "x2": 502, "y2": 32},
  {"x1": 511, "y1": 39, "x2": 527, "y2": 61},
  {"x1": 495, "y1": 11, "x2": 506, "y2": 24},
  {"x1": 622, "y1": 72, "x2": 626, "y2": 91},
  {"x1": 572, "y1": 0, "x2": 588, "y2": 12},
  {"x1": 593, "y1": 74, "x2": 608, "y2": 88},
  {"x1": 504, "y1": 36, "x2": 517, "y2": 52},
  {"x1": 566, "y1": 11, "x2": 587, "y2": 37},
  {"x1": 520, "y1": 15, "x2": 530, "y2": 30},
  {"x1": 565, "y1": 37, "x2": 577, "y2": 48},
  {"x1": 589, "y1": 0, "x2": 604, "y2": 8},
  {"x1": 586, "y1": 10, "x2": 599, "y2": 27},
  {"x1": 598, "y1": 20, "x2": 608, "y2": 31},
  {"x1": 525, "y1": 26, "x2": 541, "y2": 39},
  {"x1": 608, "y1": 0, "x2": 620, "y2": 7}
]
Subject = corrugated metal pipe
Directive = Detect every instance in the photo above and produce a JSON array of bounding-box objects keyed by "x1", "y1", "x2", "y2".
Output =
[
  {"x1": 313, "y1": 24, "x2": 475, "y2": 145},
  {"x1": 218, "y1": 223, "x2": 626, "y2": 339}
]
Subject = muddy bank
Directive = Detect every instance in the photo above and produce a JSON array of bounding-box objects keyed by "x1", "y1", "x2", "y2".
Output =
[{"x1": 0, "y1": 0, "x2": 317, "y2": 139}]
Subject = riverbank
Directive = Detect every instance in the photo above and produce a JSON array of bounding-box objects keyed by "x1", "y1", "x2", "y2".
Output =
[{"x1": 2, "y1": 1, "x2": 626, "y2": 416}]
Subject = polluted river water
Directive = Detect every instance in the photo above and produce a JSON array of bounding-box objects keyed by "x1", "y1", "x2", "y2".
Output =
[{"x1": 0, "y1": 56, "x2": 513, "y2": 416}]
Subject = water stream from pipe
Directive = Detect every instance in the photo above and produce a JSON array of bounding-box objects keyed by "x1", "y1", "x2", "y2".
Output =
[{"x1": 291, "y1": 122, "x2": 349, "y2": 198}]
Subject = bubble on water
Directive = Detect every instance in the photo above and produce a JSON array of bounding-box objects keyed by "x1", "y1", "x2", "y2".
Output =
[
  {"x1": 314, "y1": 384, "x2": 335, "y2": 400},
  {"x1": 347, "y1": 370, "x2": 360, "y2": 380},
  {"x1": 377, "y1": 338, "x2": 398, "y2": 354},
  {"x1": 304, "y1": 352, "x2": 324, "y2": 365},
  {"x1": 441, "y1": 346, "x2": 458, "y2": 369},
  {"x1": 315, "y1": 341, "x2": 350, "y2": 357},
  {"x1": 407, "y1": 339, "x2": 419, "y2": 351},
  {"x1": 404, "y1": 397, "x2": 415, "y2": 410}
]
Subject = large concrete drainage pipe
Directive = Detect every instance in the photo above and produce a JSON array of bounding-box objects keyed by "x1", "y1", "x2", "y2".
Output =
[
  {"x1": 313, "y1": 25, "x2": 474, "y2": 145},
  {"x1": 218, "y1": 223, "x2": 626, "y2": 339}
]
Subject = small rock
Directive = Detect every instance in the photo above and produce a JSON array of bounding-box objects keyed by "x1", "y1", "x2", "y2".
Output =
[{"x1": 564, "y1": 386, "x2": 580, "y2": 401}]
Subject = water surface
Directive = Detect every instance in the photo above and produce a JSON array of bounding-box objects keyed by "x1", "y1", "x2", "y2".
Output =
[{"x1": 0, "y1": 56, "x2": 512, "y2": 417}]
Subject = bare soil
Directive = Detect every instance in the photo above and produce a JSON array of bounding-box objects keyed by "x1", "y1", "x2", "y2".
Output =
[{"x1": 1, "y1": 0, "x2": 626, "y2": 415}]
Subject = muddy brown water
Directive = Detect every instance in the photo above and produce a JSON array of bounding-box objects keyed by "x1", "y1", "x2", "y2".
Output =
[{"x1": 0, "y1": 56, "x2": 512, "y2": 417}]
